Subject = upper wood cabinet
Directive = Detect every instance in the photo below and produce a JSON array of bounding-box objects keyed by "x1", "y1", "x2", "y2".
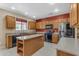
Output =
[
  {"x1": 28, "y1": 21, "x2": 36, "y2": 30},
  {"x1": 36, "y1": 21, "x2": 46, "y2": 29},
  {"x1": 70, "y1": 3, "x2": 78, "y2": 27},
  {"x1": 36, "y1": 22, "x2": 39, "y2": 29},
  {"x1": 5, "y1": 15, "x2": 16, "y2": 29},
  {"x1": 36, "y1": 22, "x2": 42, "y2": 29}
]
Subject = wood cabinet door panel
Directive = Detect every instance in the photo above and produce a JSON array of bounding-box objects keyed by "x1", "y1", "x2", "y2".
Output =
[
  {"x1": 52, "y1": 34, "x2": 59, "y2": 44},
  {"x1": 6, "y1": 15, "x2": 16, "y2": 29},
  {"x1": 28, "y1": 21, "x2": 36, "y2": 29},
  {"x1": 6, "y1": 35, "x2": 12, "y2": 48},
  {"x1": 70, "y1": 4, "x2": 78, "y2": 27}
]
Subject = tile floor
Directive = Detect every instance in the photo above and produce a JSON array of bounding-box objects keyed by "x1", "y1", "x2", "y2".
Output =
[{"x1": 0, "y1": 42, "x2": 57, "y2": 56}]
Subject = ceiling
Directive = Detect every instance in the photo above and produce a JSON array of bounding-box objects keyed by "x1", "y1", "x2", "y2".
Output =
[{"x1": 0, "y1": 3, "x2": 70, "y2": 20}]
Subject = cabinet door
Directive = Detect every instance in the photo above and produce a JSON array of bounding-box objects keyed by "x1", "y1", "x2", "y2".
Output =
[
  {"x1": 40, "y1": 22, "x2": 44, "y2": 29},
  {"x1": 36, "y1": 22, "x2": 39, "y2": 29},
  {"x1": 36, "y1": 22, "x2": 42, "y2": 29},
  {"x1": 78, "y1": 4, "x2": 79, "y2": 23},
  {"x1": 6, "y1": 35, "x2": 12, "y2": 48},
  {"x1": 52, "y1": 34, "x2": 59, "y2": 44},
  {"x1": 70, "y1": 3, "x2": 78, "y2": 27},
  {"x1": 28, "y1": 21, "x2": 36, "y2": 30},
  {"x1": 5, "y1": 15, "x2": 16, "y2": 29}
]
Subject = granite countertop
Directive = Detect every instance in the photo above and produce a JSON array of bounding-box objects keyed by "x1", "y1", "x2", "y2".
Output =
[
  {"x1": 56, "y1": 37, "x2": 79, "y2": 56},
  {"x1": 6, "y1": 32, "x2": 38, "y2": 36},
  {"x1": 36, "y1": 32, "x2": 46, "y2": 34},
  {"x1": 16, "y1": 34, "x2": 43, "y2": 40}
]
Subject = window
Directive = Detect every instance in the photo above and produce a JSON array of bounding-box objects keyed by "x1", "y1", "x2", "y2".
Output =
[
  {"x1": 16, "y1": 21, "x2": 21, "y2": 30},
  {"x1": 16, "y1": 21, "x2": 27, "y2": 30},
  {"x1": 22, "y1": 22, "x2": 27, "y2": 30}
]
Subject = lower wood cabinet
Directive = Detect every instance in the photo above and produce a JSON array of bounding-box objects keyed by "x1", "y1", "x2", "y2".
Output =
[
  {"x1": 6, "y1": 35, "x2": 12, "y2": 48},
  {"x1": 57, "y1": 50, "x2": 75, "y2": 56},
  {"x1": 17, "y1": 36, "x2": 44, "y2": 56},
  {"x1": 52, "y1": 34, "x2": 59, "y2": 44}
]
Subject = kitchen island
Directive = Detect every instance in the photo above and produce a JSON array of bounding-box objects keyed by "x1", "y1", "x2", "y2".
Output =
[
  {"x1": 16, "y1": 34, "x2": 44, "y2": 56},
  {"x1": 56, "y1": 37, "x2": 79, "y2": 56}
]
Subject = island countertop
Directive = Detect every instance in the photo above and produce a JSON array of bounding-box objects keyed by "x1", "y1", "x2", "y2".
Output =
[
  {"x1": 16, "y1": 34, "x2": 43, "y2": 40},
  {"x1": 56, "y1": 37, "x2": 79, "y2": 56}
]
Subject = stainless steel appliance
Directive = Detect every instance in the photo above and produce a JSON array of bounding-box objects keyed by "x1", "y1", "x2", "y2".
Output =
[{"x1": 45, "y1": 24, "x2": 53, "y2": 42}]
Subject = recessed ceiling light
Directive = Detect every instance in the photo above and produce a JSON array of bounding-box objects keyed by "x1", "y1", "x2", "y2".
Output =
[
  {"x1": 11, "y1": 6, "x2": 16, "y2": 10},
  {"x1": 49, "y1": 3, "x2": 55, "y2": 5},
  {"x1": 25, "y1": 12, "x2": 28, "y2": 15},
  {"x1": 54, "y1": 8, "x2": 59, "y2": 13},
  {"x1": 33, "y1": 16, "x2": 36, "y2": 18}
]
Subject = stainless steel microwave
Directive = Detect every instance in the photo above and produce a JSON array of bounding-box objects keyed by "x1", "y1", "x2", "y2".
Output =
[{"x1": 45, "y1": 24, "x2": 53, "y2": 29}]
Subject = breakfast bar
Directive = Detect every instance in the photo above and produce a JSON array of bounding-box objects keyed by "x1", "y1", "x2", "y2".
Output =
[
  {"x1": 56, "y1": 37, "x2": 79, "y2": 56},
  {"x1": 16, "y1": 34, "x2": 44, "y2": 56}
]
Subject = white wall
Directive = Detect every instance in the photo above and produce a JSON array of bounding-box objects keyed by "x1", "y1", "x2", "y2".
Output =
[{"x1": 0, "y1": 9, "x2": 36, "y2": 48}]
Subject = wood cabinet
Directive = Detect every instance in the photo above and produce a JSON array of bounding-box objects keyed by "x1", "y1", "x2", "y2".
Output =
[
  {"x1": 36, "y1": 22, "x2": 39, "y2": 29},
  {"x1": 17, "y1": 36, "x2": 44, "y2": 56},
  {"x1": 70, "y1": 3, "x2": 78, "y2": 27},
  {"x1": 57, "y1": 50, "x2": 75, "y2": 56},
  {"x1": 36, "y1": 20, "x2": 61, "y2": 29},
  {"x1": 36, "y1": 21, "x2": 50, "y2": 29},
  {"x1": 6, "y1": 35, "x2": 12, "y2": 48},
  {"x1": 28, "y1": 21, "x2": 36, "y2": 30},
  {"x1": 39, "y1": 22, "x2": 43, "y2": 29},
  {"x1": 5, "y1": 15, "x2": 16, "y2": 29},
  {"x1": 41, "y1": 21, "x2": 45, "y2": 29},
  {"x1": 52, "y1": 34, "x2": 59, "y2": 44},
  {"x1": 36, "y1": 22, "x2": 42, "y2": 29}
]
